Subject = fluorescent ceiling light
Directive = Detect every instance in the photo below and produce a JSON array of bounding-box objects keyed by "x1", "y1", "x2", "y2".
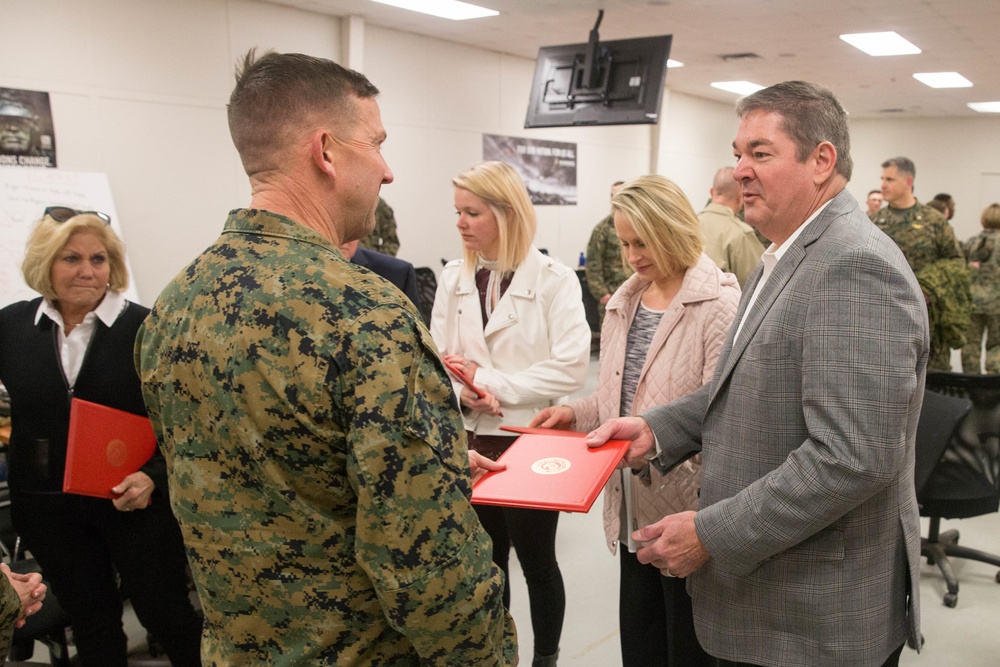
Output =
[
  {"x1": 840, "y1": 31, "x2": 920, "y2": 56},
  {"x1": 370, "y1": 0, "x2": 498, "y2": 20},
  {"x1": 913, "y1": 72, "x2": 973, "y2": 88},
  {"x1": 968, "y1": 101, "x2": 1000, "y2": 113},
  {"x1": 711, "y1": 81, "x2": 765, "y2": 95},
  {"x1": 667, "y1": 59, "x2": 684, "y2": 68}
]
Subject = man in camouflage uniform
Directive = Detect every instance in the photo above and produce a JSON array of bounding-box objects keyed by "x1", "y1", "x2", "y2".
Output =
[
  {"x1": 585, "y1": 181, "x2": 632, "y2": 327},
  {"x1": 135, "y1": 50, "x2": 516, "y2": 666},
  {"x1": 872, "y1": 157, "x2": 971, "y2": 371},
  {"x1": 962, "y1": 204, "x2": 1000, "y2": 373},
  {"x1": 359, "y1": 197, "x2": 400, "y2": 255}
]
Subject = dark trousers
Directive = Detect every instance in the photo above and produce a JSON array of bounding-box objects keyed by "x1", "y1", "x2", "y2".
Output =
[
  {"x1": 717, "y1": 641, "x2": 905, "y2": 667},
  {"x1": 12, "y1": 491, "x2": 202, "y2": 667},
  {"x1": 619, "y1": 548, "x2": 715, "y2": 667},
  {"x1": 475, "y1": 503, "x2": 565, "y2": 658}
]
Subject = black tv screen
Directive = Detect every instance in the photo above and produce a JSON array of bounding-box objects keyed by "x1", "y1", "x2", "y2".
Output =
[{"x1": 524, "y1": 34, "x2": 672, "y2": 128}]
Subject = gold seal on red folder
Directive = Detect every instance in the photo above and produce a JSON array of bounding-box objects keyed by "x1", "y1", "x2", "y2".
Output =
[
  {"x1": 106, "y1": 439, "x2": 128, "y2": 468},
  {"x1": 530, "y1": 457, "x2": 571, "y2": 475}
]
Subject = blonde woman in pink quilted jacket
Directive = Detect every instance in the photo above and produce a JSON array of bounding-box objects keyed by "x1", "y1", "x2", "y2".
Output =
[{"x1": 531, "y1": 175, "x2": 741, "y2": 667}]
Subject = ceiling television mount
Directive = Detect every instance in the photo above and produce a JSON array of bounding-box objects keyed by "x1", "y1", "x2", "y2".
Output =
[{"x1": 524, "y1": 11, "x2": 673, "y2": 128}]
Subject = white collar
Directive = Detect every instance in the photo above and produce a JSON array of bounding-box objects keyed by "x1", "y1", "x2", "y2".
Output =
[
  {"x1": 35, "y1": 290, "x2": 128, "y2": 328},
  {"x1": 761, "y1": 199, "x2": 834, "y2": 264}
]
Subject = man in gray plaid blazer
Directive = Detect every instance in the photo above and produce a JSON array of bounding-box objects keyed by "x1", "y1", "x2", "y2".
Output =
[{"x1": 587, "y1": 81, "x2": 927, "y2": 667}]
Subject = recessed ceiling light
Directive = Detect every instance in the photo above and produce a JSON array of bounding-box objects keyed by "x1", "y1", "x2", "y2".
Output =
[
  {"x1": 370, "y1": 0, "x2": 498, "y2": 20},
  {"x1": 711, "y1": 81, "x2": 765, "y2": 95},
  {"x1": 839, "y1": 31, "x2": 921, "y2": 56},
  {"x1": 667, "y1": 59, "x2": 684, "y2": 68},
  {"x1": 968, "y1": 101, "x2": 1000, "y2": 113},
  {"x1": 913, "y1": 72, "x2": 973, "y2": 88}
]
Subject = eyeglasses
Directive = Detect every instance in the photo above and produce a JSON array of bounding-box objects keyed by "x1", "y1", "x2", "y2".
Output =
[{"x1": 44, "y1": 206, "x2": 111, "y2": 225}]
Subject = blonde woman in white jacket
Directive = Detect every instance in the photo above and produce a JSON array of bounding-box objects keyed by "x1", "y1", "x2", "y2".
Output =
[
  {"x1": 531, "y1": 175, "x2": 741, "y2": 667},
  {"x1": 431, "y1": 161, "x2": 591, "y2": 667}
]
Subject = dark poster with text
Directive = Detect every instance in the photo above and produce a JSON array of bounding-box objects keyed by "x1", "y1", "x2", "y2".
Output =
[
  {"x1": 483, "y1": 134, "x2": 576, "y2": 206},
  {"x1": 0, "y1": 87, "x2": 57, "y2": 168}
]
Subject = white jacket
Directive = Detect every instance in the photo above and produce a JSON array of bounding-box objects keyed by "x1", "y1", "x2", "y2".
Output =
[{"x1": 431, "y1": 247, "x2": 592, "y2": 434}]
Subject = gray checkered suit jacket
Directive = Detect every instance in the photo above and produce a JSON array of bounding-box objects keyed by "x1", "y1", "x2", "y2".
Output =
[{"x1": 644, "y1": 189, "x2": 927, "y2": 666}]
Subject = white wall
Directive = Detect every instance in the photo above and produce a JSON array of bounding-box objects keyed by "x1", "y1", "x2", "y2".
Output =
[
  {"x1": 0, "y1": 0, "x2": 342, "y2": 305},
  {"x1": 4, "y1": 0, "x2": 1000, "y2": 305},
  {"x1": 364, "y1": 25, "x2": 652, "y2": 271},
  {"x1": 655, "y1": 89, "x2": 741, "y2": 209}
]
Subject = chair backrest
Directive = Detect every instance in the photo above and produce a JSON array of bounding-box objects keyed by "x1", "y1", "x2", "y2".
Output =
[
  {"x1": 922, "y1": 371, "x2": 1000, "y2": 517},
  {"x1": 915, "y1": 389, "x2": 972, "y2": 495},
  {"x1": 414, "y1": 267, "x2": 437, "y2": 327}
]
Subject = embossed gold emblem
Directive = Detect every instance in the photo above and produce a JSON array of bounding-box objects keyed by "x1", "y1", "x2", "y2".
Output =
[
  {"x1": 530, "y1": 457, "x2": 571, "y2": 475},
  {"x1": 106, "y1": 439, "x2": 128, "y2": 468}
]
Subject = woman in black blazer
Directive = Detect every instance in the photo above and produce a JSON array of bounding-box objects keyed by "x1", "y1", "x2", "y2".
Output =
[{"x1": 0, "y1": 207, "x2": 202, "y2": 667}]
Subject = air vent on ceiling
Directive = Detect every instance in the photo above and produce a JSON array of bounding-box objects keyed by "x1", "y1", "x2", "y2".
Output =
[
  {"x1": 879, "y1": 108, "x2": 906, "y2": 113},
  {"x1": 720, "y1": 52, "x2": 762, "y2": 62}
]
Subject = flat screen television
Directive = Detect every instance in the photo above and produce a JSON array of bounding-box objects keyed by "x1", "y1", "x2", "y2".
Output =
[{"x1": 524, "y1": 34, "x2": 672, "y2": 128}]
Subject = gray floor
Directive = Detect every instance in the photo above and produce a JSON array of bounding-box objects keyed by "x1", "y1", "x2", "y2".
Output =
[{"x1": 507, "y1": 355, "x2": 1000, "y2": 666}]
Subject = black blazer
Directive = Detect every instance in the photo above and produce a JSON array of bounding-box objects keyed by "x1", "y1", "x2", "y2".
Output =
[
  {"x1": 0, "y1": 298, "x2": 165, "y2": 494},
  {"x1": 352, "y1": 247, "x2": 422, "y2": 312}
]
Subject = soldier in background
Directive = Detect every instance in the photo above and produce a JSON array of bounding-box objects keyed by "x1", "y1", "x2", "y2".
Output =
[
  {"x1": 359, "y1": 197, "x2": 400, "y2": 255},
  {"x1": 136, "y1": 50, "x2": 516, "y2": 666},
  {"x1": 933, "y1": 193, "x2": 956, "y2": 221},
  {"x1": 962, "y1": 203, "x2": 1000, "y2": 373},
  {"x1": 586, "y1": 181, "x2": 631, "y2": 326},
  {"x1": 865, "y1": 189, "x2": 884, "y2": 217},
  {"x1": 698, "y1": 166, "x2": 764, "y2": 287},
  {"x1": 927, "y1": 198, "x2": 950, "y2": 219},
  {"x1": 872, "y1": 157, "x2": 970, "y2": 370}
]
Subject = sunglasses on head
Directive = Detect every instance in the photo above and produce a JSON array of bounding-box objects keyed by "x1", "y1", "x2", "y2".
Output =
[{"x1": 44, "y1": 206, "x2": 111, "y2": 225}]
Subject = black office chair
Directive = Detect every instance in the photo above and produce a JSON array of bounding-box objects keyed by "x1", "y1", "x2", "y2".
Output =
[
  {"x1": 914, "y1": 389, "x2": 971, "y2": 496},
  {"x1": 920, "y1": 371, "x2": 1000, "y2": 607},
  {"x1": 414, "y1": 267, "x2": 437, "y2": 327},
  {"x1": 0, "y1": 482, "x2": 73, "y2": 665}
]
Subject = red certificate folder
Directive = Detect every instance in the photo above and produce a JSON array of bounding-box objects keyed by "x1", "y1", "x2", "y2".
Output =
[
  {"x1": 63, "y1": 398, "x2": 157, "y2": 499},
  {"x1": 472, "y1": 430, "x2": 630, "y2": 513},
  {"x1": 443, "y1": 359, "x2": 487, "y2": 399}
]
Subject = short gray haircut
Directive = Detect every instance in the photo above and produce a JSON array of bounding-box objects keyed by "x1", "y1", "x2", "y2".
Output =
[
  {"x1": 736, "y1": 80, "x2": 853, "y2": 181},
  {"x1": 882, "y1": 157, "x2": 916, "y2": 179},
  {"x1": 227, "y1": 49, "x2": 379, "y2": 175}
]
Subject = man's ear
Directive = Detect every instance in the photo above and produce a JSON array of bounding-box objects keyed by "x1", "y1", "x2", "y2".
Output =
[
  {"x1": 311, "y1": 130, "x2": 336, "y2": 178},
  {"x1": 812, "y1": 141, "x2": 837, "y2": 184}
]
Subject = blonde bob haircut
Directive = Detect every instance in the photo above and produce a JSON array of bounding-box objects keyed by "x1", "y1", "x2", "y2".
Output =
[
  {"x1": 22, "y1": 213, "x2": 130, "y2": 301},
  {"x1": 611, "y1": 175, "x2": 704, "y2": 278},
  {"x1": 452, "y1": 161, "x2": 536, "y2": 275},
  {"x1": 982, "y1": 203, "x2": 1000, "y2": 230}
]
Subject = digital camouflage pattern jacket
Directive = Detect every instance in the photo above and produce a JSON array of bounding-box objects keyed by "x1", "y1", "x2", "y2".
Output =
[
  {"x1": 964, "y1": 228, "x2": 1000, "y2": 314},
  {"x1": 872, "y1": 201, "x2": 970, "y2": 368},
  {"x1": 360, "y1": 197, "x2": 400, "y2": 256},
  {"x1": 585, "y1": 214, "x2": 632, "y2": 302},
  {"x1": 136, "y1": 209, "x2": 516, "y2": 666}
]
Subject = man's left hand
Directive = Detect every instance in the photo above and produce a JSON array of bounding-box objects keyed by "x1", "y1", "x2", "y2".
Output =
[
  {"x1": 112, "y1": 472, "x2": 155, "y2": 512},
  {"x1": 633, "y1": 511, "x2": 711, "y2": 578}
]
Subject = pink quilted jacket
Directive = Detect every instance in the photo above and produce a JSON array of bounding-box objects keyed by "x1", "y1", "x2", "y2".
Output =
[{"x1": 569, "y1": 254, "x2": 740, "y2": 554}]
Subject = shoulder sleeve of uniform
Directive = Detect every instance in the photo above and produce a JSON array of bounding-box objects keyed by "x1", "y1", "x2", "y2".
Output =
[{"x1": 0, "y1": 574, "x2": 21, "y2": 655}]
